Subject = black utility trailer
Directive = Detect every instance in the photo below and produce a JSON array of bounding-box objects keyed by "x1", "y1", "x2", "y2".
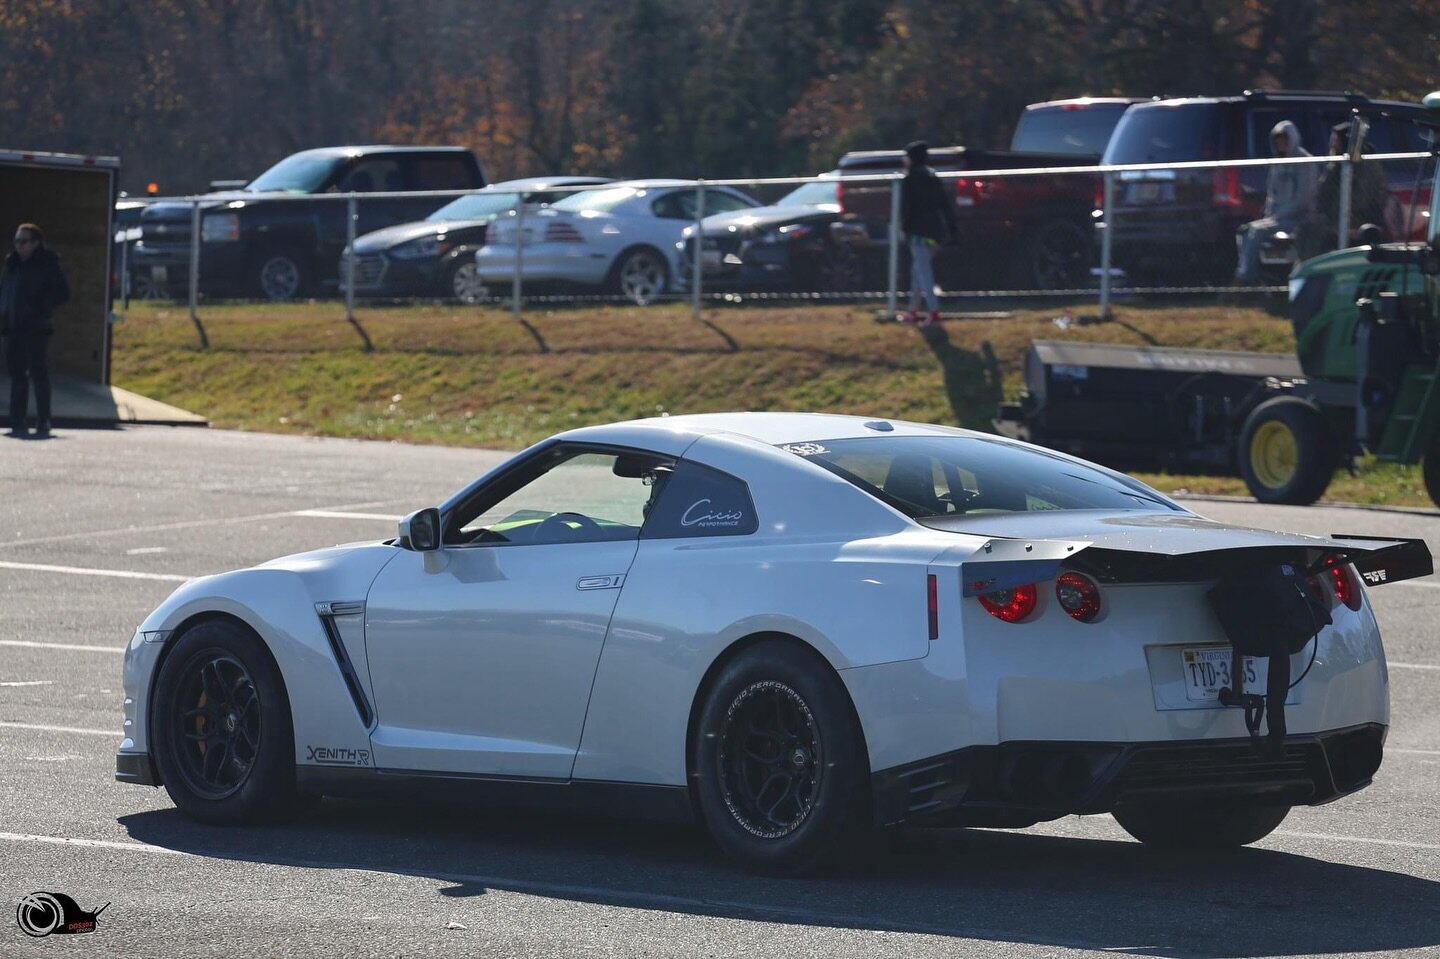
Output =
[{"x1": 995, "y1": 340, "x2": 1307, "y2": 472}]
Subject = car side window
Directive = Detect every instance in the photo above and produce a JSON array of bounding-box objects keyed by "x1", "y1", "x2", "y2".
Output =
[
  {"x1": 450, "y1": 448, "x2": 674, "y2": 546},
  {"x1": 339, "y1": 159, "x2": 405, "y2": 193},
  {"x1": 409, "y1": 155, "x2": 477, "y2": 190},
  {"x1": 651, "y1": 191, "x2": 694, "y2": 220},
  {"x1": 642, "y1": 461, "x2": 758, "y2": 538},
  {"x1": 705, "y1": 191, "x2": 756, "y2": 214}
]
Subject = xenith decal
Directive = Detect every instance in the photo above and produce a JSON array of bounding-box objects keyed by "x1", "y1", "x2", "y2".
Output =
[{"x1": 305, "y1": 745, "x2": 371, "y2": 766}]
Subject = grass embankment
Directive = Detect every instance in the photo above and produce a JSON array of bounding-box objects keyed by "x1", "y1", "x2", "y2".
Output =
[{"x1": 111, "y1": 298, "x2": 1433, "y2": 508}]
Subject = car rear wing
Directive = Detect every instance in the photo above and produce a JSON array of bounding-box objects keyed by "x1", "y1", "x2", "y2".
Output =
[{"x1": 1329, "y1": 535, "x2": 1434, "y2": 586}]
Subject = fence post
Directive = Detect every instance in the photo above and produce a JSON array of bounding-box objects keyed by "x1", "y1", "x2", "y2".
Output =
[
  {"x1": 119, "y1": 228, "x2": 130, "y2": 312},
  {"x1": 691, "y1": 180, "x2": 706, "y2": 321},
  {"x1": 1098, "y1": 170, "x2": 1115, "y2": 320},
  {"x1": 512, "y1": 202, "x2": 525, "y2": 323},
  {"x1": 887, "y1": 178, "x2": 901, "y2": 320},
  {"x1": 187, "y1": 199, "x2": 209, "y2": 349},
  {"x1": 343, "y1": 194, "x2": 373, "y2": 351},
  {"x1": 1337, "y1": 155, "x2": 1353, "y2": 251}
]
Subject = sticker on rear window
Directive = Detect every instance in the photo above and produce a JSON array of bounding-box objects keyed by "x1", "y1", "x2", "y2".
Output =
[{"x1": 782, "y1": 443, "x2": 828, "y2": 456}]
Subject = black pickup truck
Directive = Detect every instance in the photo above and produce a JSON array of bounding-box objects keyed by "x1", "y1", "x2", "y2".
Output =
[
  {"x1": 835, "y1": 97, "x2": 1140, "y2": 290},
  {"x1": 133, "y1": 146, "x2": 487, "y2": 300}
]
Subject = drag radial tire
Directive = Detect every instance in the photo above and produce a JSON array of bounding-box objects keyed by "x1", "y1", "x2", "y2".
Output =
[
  {"x1": 692, "y1": 640, "x2": 872, "y2": 876},
  {"x1": 151, "y1": 619, "x2": 301, "y2": 825},
  {"x1": 1113, "y1": 800, "x2": 1291, "y2": 849},
  {"x1": 1238, "y1": 396, "x2": 1335, "y2": 505}
]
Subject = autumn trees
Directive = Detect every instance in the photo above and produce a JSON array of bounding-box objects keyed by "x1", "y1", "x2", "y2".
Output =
[{"x1": 0, "y1": 0, "x2": 1434, "y2": 196}]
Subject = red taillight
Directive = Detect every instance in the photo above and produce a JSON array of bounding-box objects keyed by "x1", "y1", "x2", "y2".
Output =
[
  {"x1": 978, "y1": 584, "x2": 1037, "y2": 623},
  {"x1": 1307, "y1": 558, "x2": 1364, "y2": 612},
  {"x1": 545, "y1": 220, "x2": 583, "y2": 243},
  {"x1": 1094, "y1": 179, "x2": 1105, "y2": 213},
  {"x1": 836, "y1": 181, "x2": 846, "y2": 214},
  {"x1": 954, "y1": 177, "x2": 981, "y2": 207},
  {"x1": 1055, "y1": 572, "x2": 1102, "y2": 622},
  {"x1": 1212, "y1": 168, "x2": 1241, "y2": 207},
  {"x1": 927, "y1": 573, "x2": 939, "y2": 641}
]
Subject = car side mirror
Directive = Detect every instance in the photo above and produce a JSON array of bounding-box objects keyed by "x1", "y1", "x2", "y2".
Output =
[{"x1": 400, "y1": 507, "x2": 442, "y2": 552}]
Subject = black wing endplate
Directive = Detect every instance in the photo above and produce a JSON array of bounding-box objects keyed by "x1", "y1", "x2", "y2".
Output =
[{"x1": 1331, "y1": 535, "x2": 1434, "y2": 587}]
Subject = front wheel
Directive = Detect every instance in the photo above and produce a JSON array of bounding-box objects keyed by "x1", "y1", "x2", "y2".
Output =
[
  {"x1": 1113, "y1": 800, "x2": 1290, "y2": 849},
  {"x1": 612, "y1": 248, "x2": 669, "y2": 305},
  {"x1": 150, "y1": 620, "x2": 301, "y2": 824},
  {"x1": 1238, "y1": 396, "x2": 1335, "y2": 505},
  {"x1": 692, "y1": 640, "x2": 872, "y2": 876},
  {"x1": 1422, "y1": 435, "x2": 1440, "y2": 509},
  {"x1": 446, "y1": 258, "x2": 489, "y2": 304}
]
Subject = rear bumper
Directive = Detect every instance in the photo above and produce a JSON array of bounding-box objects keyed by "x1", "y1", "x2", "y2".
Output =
[
  {"x1": 872, "y1": 723, "x2": 1385, "y2": 827},
  {"x1": 115, "y1": 751, "x2": 159, "y2": 787}
]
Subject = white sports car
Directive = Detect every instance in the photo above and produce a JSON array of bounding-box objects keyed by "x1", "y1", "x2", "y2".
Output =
[{"x1": 117, "y1": 413, "x2": 1430, "y2": 875}]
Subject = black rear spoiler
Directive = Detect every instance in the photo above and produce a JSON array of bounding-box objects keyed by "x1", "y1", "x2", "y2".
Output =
[{"x1": 1331, "y1": 535, "x2": 1434, "y2": 586}]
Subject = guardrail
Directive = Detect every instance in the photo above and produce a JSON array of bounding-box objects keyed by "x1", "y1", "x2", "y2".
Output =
[{"x1": 115, "y1": 149, "x2": 1436, "y2": 348}]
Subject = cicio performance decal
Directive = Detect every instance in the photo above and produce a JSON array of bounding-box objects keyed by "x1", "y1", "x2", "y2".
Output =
[
  {"x1": 16, "y1": 892, "x2": 108, "y2": 937},
  {"x1": 680, "y1": 499, "x2": 745, "y2": 529}
]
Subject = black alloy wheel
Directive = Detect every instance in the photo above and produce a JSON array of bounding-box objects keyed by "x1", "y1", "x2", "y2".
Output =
[
  {"x1": 1021, "y1": 219, "x2": 1091, "y2": 290},
  {"x1": 692, "y1": 640, "x2": 872, "y2": 876},
  {"x1": 718, "y1": 680, "x2": 822, "y2": 839},
  {"x1": 152, "y1": 620, "x2": 303, "y2": 824}
]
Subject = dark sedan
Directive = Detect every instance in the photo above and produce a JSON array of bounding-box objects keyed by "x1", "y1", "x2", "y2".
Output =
[
  {"x1": 677, "y1": 178, "x2": 883, "y2": 295},
  {"x1": 343, "y1": 176, "x2": 611, "y2": 302}
]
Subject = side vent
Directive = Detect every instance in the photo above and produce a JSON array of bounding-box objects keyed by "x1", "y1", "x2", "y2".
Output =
[{"x1": 315, "y1": 601, "x2": 374, "y2": 727}]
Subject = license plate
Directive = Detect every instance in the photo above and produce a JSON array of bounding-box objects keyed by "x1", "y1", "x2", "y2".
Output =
[
  {"x1": 1130, "y1": 182, "x2": 1164, "y2": 202},
  {"x1": 150, "y1": 265, "x2": 168, "y2": 284},
  {"x1": 1181, "y1": 647, "x2": 1266, "y2": 702}
]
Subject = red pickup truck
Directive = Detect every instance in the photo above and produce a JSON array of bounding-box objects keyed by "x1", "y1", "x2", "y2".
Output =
[{"x1": 835, "y1": 97, "x2": 1140, "y2": 290}]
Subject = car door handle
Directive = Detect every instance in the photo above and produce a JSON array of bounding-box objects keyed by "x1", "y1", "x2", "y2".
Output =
[{"x1": 576, "y1": 574, "x2": 625, "y2": 591}]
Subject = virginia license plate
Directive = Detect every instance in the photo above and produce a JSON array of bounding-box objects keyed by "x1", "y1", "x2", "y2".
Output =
[{"x1": 1181, "y1": 646, "x2": 1266, "y2": 702}]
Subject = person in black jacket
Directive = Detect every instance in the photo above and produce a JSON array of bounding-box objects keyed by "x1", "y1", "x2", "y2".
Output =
[
  {"x1": 899, "y1": 140, "x2": 959, "y2": 326},
  {"x1": 1, "y1": 223, "x2": 70, "y2": 438}
]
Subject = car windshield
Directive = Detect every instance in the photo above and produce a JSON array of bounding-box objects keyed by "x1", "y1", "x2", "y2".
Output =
[
  {"x1": 426, "y1": 192, "x2": 522, "y2": 221},
  {"x1": 1011, "y1": 103, "x2": 1132, "y2": 156},
  {"x1": 1104, "y1": 103, "x2": 1223, "y2": 164},
  {"x1": 246, "y1": 154, "x2": 344, "y2": 193},
  {"x1": 552, "y1": 186, "x2": 644, "y2": 213},
  {"x1": 780, "y1": 435, "x2": 1180, "y2": 518},
  {"x1": 776, "y1": 180, "x2": 839, "y2": 207}
]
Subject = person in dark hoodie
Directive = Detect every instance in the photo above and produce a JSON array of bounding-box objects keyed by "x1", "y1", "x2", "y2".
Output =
[
  {"x1": 1234, "y1": 119, "x2": 1316, "y2": 282},
  {"x1": 900, "y1": 140, "x2": 960, "y2": 326},
  {"x1": 1, "y1": 222, "x2": 70, "y2": 437}
]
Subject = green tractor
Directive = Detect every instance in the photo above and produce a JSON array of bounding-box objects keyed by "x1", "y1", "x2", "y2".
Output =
[{"x1": 1247, "y1": 94, "x2": 1440, "y2": 506}]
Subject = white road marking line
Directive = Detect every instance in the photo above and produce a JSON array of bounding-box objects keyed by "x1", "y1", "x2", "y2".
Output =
[
  {"x1": 0, "y1": 833, "x2": 190, "y2": 856},
  {"x1": 1395, "y1": 578, "x2": 1440, "y2": 589},
  {"x1": 0, "y1": 640, "x2": 123, "y2": 654},
  {"x1": 1391, "y1": 747, "x2": 1440, "y2": 756},
  {"x1": 1389, "y1": 662, "x2": 1440, "y2": 671},
  {"x1": 292, "y1": 509, "x2": 402, "y2": 522},
  {"x1": 0, "y1": 560, "x2": 190, "y2": 582},
  {"x1": 0, "y1": 500, "x2": 396, "y2": 549},
  {"x1": 125, "y1": 546, "x2": 169, "y2": 555},
  {"x1": 0, "y1": 722, "x2": 116, "y2": 737},
  {"x1": 0, "y1": 680, "x2": 54, "y2": 687}
]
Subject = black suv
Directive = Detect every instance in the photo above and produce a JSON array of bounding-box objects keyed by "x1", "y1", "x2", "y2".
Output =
[
  {"x1": 134, "y1": 146, "x2": 487, "y2": 300},
  {"x1": 1099, "y1": 91, "x2": 1432, "y2": 284}
]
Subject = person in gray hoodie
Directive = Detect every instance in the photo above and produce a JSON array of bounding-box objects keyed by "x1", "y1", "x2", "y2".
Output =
[{"x1": 1235, "y1": 119, "x2": 1316, "y2": 281}]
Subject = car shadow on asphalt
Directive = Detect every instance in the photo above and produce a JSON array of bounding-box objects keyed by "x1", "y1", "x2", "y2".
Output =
[{"x1": 121, "y1": 800, "x2": 1440, "y2": 957}]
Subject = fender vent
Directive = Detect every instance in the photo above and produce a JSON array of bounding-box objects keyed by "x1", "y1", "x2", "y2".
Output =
[{"x1": 315, "y1": 602, "x2": 373, "y2": 728}]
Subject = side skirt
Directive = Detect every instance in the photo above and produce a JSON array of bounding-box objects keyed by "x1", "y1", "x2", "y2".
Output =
[{"x1": 295, "y1": 765, "x2": 695, "y2": 825}]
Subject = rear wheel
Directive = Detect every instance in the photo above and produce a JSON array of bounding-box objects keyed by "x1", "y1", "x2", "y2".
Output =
[
  {"x1": 611, "y1": 248, "x2": 669, "y2": 305},
  {"x1": 151, "y1": 620, "x2": 301, "y2": 824},
  {"x1": 1238, "y1": 396, "x2": 1335, "y2": 505},
  {"x1": 1017, "y1": 218, "x2": 1091, "y2": 290},
  {"x1": 692, "y1": 640, "x2": 872, "y2": 876},
  {"x1": 255, "y1": 250, "x2": 308, "y2": 301},
  {"x1": 1114, "y1": 800, "x2": 1290, "y2": 849}
]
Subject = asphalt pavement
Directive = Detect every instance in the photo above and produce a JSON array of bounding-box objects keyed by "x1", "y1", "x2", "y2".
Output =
[{"x1": 1, "y1": 426, "x2": 1437, "y2": 958}]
